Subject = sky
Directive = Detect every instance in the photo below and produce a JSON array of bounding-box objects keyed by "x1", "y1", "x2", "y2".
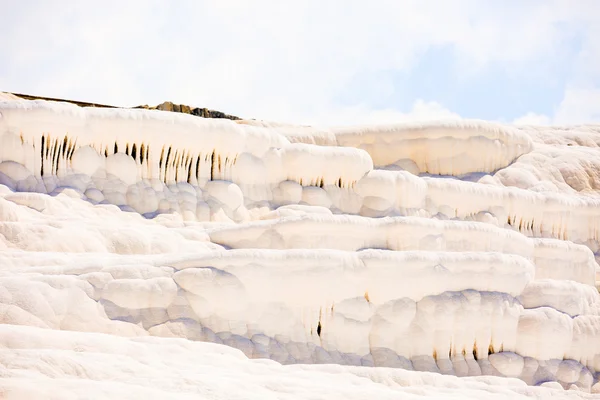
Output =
[{"x1": 1, "y1": 0, "x2": 599, "y2": 126}]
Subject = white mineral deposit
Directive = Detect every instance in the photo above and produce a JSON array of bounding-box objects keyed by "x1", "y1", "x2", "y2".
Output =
[{"x1": 1, "y1": 96, "x2": 599, "y2": 399}]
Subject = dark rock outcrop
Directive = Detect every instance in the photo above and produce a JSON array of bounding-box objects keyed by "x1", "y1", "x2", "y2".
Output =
[{"x1": 136, "y1": 101, "x2": 241, "y2": 120}]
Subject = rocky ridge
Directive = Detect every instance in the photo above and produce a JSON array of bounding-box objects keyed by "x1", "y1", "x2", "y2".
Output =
[{"x1": 2, "y1": 92, "x2": 241, "y2": 120}]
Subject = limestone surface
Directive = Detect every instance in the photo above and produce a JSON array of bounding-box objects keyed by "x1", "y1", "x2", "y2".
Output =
[{"x1": 1, "y1": 98, "x2": 599, "y2": 398}]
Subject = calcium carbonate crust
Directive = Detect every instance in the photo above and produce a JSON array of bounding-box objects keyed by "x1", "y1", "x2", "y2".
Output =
[{"x1": 1, "y1": 98, "x2": 600, "y2": 398}]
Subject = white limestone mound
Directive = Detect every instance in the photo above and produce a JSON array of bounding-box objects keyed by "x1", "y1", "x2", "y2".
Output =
[
  {"x1": 330, "y1": 120, "x2": 534, "y2": 175},
  {"x1": 0, "y1": 98, "x2": 599, "y2": 397}
]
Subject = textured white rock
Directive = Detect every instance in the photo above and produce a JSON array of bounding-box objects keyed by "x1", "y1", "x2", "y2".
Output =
[
  {"x1": 330, "y1": 120, "x2": 534, "y2": 175},
  {"x1": 2, "y1": 324, "x2": 594, "y2": 400},
  {"x1": 0, "y1": 99, "x2": 599, "y2": 397},
  {"x1": 489, "y1": 352, "x2": 524, "y2": 378},
  {"x1": 102, "y1": 277, "x2": 178, "y2": 309}
]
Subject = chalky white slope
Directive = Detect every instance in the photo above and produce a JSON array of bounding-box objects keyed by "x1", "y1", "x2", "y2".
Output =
[{"x1": 1, "y1": 98, "x2": 600, "y2": 398}]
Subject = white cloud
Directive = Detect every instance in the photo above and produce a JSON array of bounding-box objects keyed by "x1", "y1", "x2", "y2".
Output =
[
  {"x1": 554, "y1": 88, "x2": 600, "y2": 125},
  {"x1": 0, "y1": 1, "x2": 599, "y2": 125},
  {"x1": 512, "y1": 1, "x2": 600, "y2": 127},
  {"x1": 513, "y1": 87, "x2": 600, "y2": 126},
  {"x1": 303, "y1": 99, "x2": 462, "y2": 127},
  {"x1": 513, "y1": 112, "x2": 551, "y2": 126}
]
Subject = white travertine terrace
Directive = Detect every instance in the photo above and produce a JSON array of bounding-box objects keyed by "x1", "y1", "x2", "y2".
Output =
[
  {"x1": 1, "y1": 98, "x2": 600, "y2": 398},
  {"x1": 330, "y1": 122, "x2": 534, "y2": 176}
]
